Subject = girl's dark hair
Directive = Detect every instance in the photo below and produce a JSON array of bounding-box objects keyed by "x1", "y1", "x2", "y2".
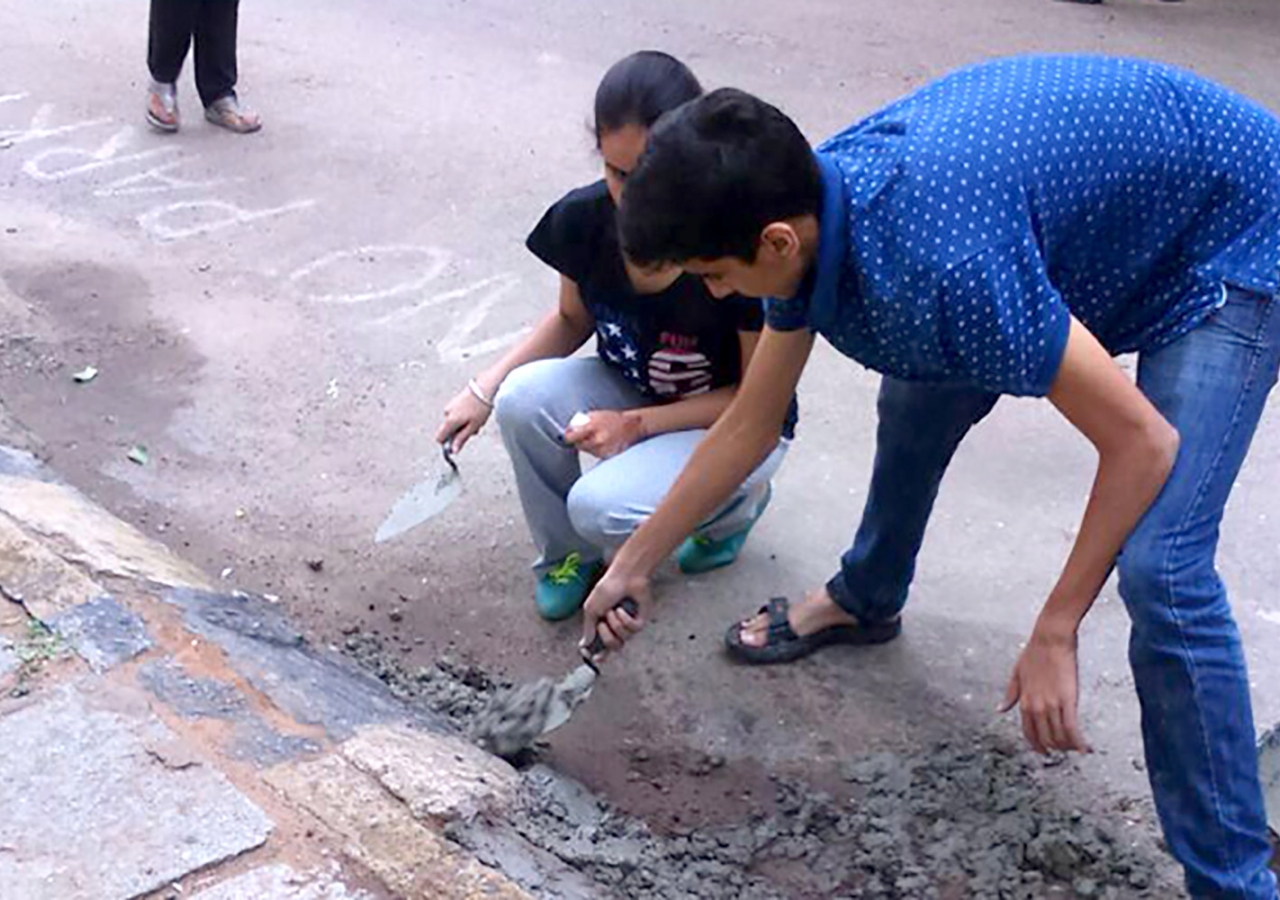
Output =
[{"x1": 593, "y1": 51, "x2": 702, "y2": 142}]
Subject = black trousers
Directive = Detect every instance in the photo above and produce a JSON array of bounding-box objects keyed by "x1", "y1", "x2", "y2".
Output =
[{"x1": 147, "y1": 0, "x2": 240, "y2": 107}]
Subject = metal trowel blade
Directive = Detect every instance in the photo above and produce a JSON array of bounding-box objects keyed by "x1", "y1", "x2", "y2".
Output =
[
  {"x1": 374, "y1": 465, "x2": 462, "y2": 543},
  {"x1": 540, "y1": 663, "x2": 599, "y2": 735},
  {"x1": 473, "y1": 599, "x2": 634, "y2": 758},
  {"x1": 473, "y1": 663, "x2": 598, "y2": 758}
]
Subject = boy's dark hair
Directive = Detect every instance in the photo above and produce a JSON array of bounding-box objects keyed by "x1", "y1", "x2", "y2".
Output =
[
  {"x1": 594, "y1": 51, "x2": 702, "y2": 140},
  {"x1": 620, "y1": 88, "x2": 822, "y2": 265}
]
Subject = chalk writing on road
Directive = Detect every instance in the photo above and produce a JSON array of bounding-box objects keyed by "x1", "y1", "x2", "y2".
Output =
[
  {"x1": 2, "y1": 93, "x2": 314, "y2": 243},
  {"x1": 3, "y1": 92, "x2": 529, "y2": 364},
  {"x1": 430, "y1": 274, "x2": 527, "y2": 363},
  {"x1": 139, "y1": 199, "x2": 319, "y2": 242},
  {"x1": 288, "y1": 245, "x2": 451, "y2": 304},
  {"x1": 0, "y1": 99, "x2": 110, "y2": 146},
  {"x1": 96, "y1": 158, "x2": 233, "y2": 198},
  {"x1": 290, "y1": 246, "x2": 531, "y2": 363},
  {"x1": 23, "y1": 126, "x2": 175, "y2": 182}
]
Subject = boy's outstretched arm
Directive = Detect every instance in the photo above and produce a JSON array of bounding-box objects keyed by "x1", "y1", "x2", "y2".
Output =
[
  {"x1": 581, "y1": 327, "x2": 816, "y2": 653},
  {"x1": 1002, "y1": 317, "x2": 1179, "y2": 754}
]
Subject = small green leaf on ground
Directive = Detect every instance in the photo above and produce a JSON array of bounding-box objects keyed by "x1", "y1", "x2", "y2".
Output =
[
  {"x1": 127, "y1": 445, "x2": 149, "y2": 466},
  {"x1": 72, "y1": 366, "x2": 99, "y2": 383}
]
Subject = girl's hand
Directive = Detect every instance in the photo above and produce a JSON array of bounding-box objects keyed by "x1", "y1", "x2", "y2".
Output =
[
  {"x1": 564, "y1": 410, "x2": 644, "y2": 459},
  {"x1": 436, "y1": 386, "x2": 493, "y2": 453}
]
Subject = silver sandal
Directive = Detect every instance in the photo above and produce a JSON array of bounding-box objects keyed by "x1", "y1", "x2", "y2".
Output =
[
  {"x1": 146, "y1": 80, "x2": 179, "y2": 133},
  {"x1": 204, "y1": 96, "x2": 262, "y2": 134}
]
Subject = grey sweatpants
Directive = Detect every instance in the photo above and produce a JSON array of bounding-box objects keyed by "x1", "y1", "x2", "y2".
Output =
[{"x1": 495, "y1": 358, "x2": 788, "y2": 574}]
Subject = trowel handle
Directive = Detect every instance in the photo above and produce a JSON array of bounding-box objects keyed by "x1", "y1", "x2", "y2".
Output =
[
  {"x1": 582, "y1": 598, "x2": 640, "y2": 662},
  {"x1": 440, "y1": 429, "x2": 461, "y2": 473}
]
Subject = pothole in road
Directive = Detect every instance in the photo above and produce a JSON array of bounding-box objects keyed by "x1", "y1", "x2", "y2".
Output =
[{"x1": 343, "y1": 630, "x2": 1177, "y2": 899}]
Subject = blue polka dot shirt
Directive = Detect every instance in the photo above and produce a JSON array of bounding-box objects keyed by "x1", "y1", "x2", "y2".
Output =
[{"x1": 766, "y1": 55, "x2": 1280, "y2": 396}]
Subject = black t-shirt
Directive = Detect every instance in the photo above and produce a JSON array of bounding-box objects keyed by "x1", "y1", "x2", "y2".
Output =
[{"x1": 527, "y1": 180, "x2": 797, "y2": 437}]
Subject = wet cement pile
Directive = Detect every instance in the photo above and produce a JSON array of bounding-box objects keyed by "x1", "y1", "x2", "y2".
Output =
[
  {"x1": 343, "y1": 631, "x2": 1176, "y2": 899},
  {"x1": 491, "y1": 743, "x2": 1169, "y2": 900},
  {"x1": 342, "y1": 629, "x2": 500, "y2": 724}
]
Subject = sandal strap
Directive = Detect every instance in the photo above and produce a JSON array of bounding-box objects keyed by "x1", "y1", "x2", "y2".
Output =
[
  {"x1": 204, "y1": 97, "x2": 261, "y2": 134},
  {"x1": 763, "y1": 597, "x2": 799, "y2": 645},
  {"x1": 149, "y1": 82, "x2": 177, "y2": 115}
]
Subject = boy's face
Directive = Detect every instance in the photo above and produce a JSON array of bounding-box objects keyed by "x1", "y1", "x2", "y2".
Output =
[
  {"x1": 681, "y1": 222, "x2": 814, "y2": 300},
  {"x1": 681, "y1": 257, "x2": 780, "y2": 299}
]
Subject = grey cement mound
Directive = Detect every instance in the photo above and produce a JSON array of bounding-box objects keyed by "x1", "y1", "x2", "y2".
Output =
[
  {"x1": 342, "y1": 630, "x2": 500, "y2": 724},
  {"x1": 343, "y1": 631, "x2": 1179, "y2": 899},
  {"x1": 480, "y1": 745, "x2": 1171, "y2": 900}
]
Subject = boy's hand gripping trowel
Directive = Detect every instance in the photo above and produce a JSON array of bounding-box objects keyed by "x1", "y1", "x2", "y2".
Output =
[{"x1": 473, "y1": 599, "x2": 639, "y2": 758}]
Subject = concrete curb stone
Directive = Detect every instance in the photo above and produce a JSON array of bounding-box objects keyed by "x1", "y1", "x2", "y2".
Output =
[
  {"x1": 340, "y1": 724, "x2": 519, "y2": 824},
  {"x1": 0, "y1": 473, "x2": 212, "y2": 590},
  {"x1": 188, "y1": 864, "x2": 375, "y2": 900},
  {"x1": 0, "y1": 441, "x2": 533, "y2": 899},
  {"x1": 47, "y1": 594, "x2": 151, "y2": 671},
  {"x1": 165, "y1": 587, "x2": 452, "y2": 739},
  {"x1": 265, "y1": 752, "x2": 534, "y2": 900},
  {"x1": 0, "y1": 680, "x2": 273, "y2": 900},
  {"x1": 0, "y1": 509, "x2": 106, "y2": 619}
]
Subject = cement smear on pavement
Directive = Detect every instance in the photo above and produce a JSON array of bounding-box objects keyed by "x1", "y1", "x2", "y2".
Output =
[{"x1": 343, "y1": 631, "x2": 1180, "y2": 899}]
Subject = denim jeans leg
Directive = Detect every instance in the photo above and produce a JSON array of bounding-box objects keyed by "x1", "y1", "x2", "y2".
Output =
[
  {"x1": 827, "y1": 378, "x2": 999, "y2": 623},
  {"x1": 1120, "y1": 288, "x2": 1280, "y2": 899},
  {"x1": 566, "y1": 431, "x2": 788, "y2": 550},
  {"x1": 495, "y1": 358, "x2": 646, "y2": 574}
]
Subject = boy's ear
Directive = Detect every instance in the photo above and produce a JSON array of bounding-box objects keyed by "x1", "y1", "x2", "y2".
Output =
[{"x1": 760, "y1": 222, "x2": 801, "y2": 260}]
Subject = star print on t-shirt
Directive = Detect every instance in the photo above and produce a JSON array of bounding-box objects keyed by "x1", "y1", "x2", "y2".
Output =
[{"x1": 596, "y1": 316, "x2": 641, "y2": 369}]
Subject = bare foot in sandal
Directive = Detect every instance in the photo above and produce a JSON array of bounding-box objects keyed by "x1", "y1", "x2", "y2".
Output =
[
  {"x1": 146, "y1": 81, "x2": 179, "y2": 133},
  {"x1": 725, "y1": 586, "x2": 900, "y2": 664},
  {"x1": 205, "y1": 95, "x2": 262, "y2": 134},
  {"x1": 738, "y1": 586, "x2": 857, "y2": 646}
]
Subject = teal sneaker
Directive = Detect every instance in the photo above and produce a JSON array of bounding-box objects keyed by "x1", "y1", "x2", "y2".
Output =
[
  {"x1": 677, "y1": 484, "x2": 773, "y2": 575},
  {"x1": 535, "y1": 552, "x2": 604, "y2": 621}
]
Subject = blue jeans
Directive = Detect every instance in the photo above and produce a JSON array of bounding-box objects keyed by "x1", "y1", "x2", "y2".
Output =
[{"x1": 828, "y1": 287, "x2": 1280, "y2": 899}]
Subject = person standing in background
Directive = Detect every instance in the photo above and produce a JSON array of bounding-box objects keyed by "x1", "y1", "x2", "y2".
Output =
[{"x1": 145, "y1": 0, "x2": 262, "y2": 134}]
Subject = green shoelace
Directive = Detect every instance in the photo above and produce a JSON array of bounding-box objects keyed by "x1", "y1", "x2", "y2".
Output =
[{"x1": 547, "y1": 552, "x2": 584, "y2": 586}]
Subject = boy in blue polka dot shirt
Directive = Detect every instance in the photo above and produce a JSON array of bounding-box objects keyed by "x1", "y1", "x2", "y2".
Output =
[{"x1": 583, "y1": 55, "x2": 1280, "y2": 898}]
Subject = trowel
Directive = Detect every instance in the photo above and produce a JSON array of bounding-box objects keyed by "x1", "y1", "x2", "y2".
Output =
[
  {"x1": 374, "y1": 440, "x2": 462, "y2": 543},
  {"x1": 474, "y1": 599, "x2": 639, "y2": 758}
]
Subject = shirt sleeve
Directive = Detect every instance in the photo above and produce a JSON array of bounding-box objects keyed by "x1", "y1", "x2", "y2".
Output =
[
  {"x1": 727, "y1": 296, "x2": 766, "y2": 332},
  {"x1": 763, "y1": 295, "x2": 810, "y2": 331},
  {"x1": 936, "y1": 238, "x2": 1072, "y2": 396},
  {"x1": 525, "y1": 192, "x2": 596, "y2": 284}
]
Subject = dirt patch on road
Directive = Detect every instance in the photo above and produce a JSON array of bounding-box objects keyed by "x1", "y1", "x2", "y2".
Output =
[
  {"x1": 0, "y1": 258, "x2": 202, "y2": 510},
  {"x1": 344, "y1": 630, "x2": 1179, "y2": 899}
]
